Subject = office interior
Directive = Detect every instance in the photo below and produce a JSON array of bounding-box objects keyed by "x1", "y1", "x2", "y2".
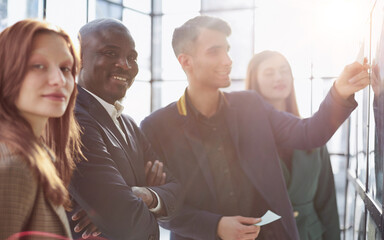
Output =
[{"x1": 1, "y1": 0, "x2": 383, "y2": 239}]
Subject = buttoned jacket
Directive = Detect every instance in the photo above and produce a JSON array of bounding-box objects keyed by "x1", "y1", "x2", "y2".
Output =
[{"x1": 281, "y1": 147, "x2": 340, "y2": 240}]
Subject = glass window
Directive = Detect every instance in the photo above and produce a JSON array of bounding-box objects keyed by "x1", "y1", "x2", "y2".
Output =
[
  {"x1": 201, "y1": 0, "x2": 254, "y2": 11},
  {"x1": 46, "y1": 0, "x2": 87, "y2": 44},
  {"x1": 370, "y1": 0, "x2": 384, "y2": 205},
  {"x1": 349, "y1": 108, "x2": 359, "y2": 176},
  {"x1": 123, "y1": 9, "x2": 151, "y2": 81},
  {"x1": 123, "y1": 0, "x2": 151, "y2": 14},
  {"x1": 366, "y1": 212, "x2": 382, "y2": 240},
  {"x1": 291, "y1": 77, "x2": 312, "y2": 118},
  {"x1": 2, "y1": 0, "x2": 43, "y2": 29},
  {"x1": 160, "y1": 80, "x2": 188, "y2": 108},
  {"x1": 108, "y1": 0, "x2": 122, "y2": 3},
  {"x1": 355, "y1": 90, "x2": 368, "y2": 186},
  {"x1": 122, "y1": 81, "x2": 151, "y2": 124},
  {"x1": 0, "y1": 0, "x2": 7, "y2": 30},
  {"x1": 96, "y1": 0, "x2": 122, "y2": 20},
  {"x1": 331, "y1": 155, "x2": 348, "y2": 228},
  {"x1": 162, "y1": 0, "x2": 200, "y2": 14},
  {"x1": 344, "y1": 183, "x2": 356, "y2": 239},
  {"x1": 353, "y1": 196, "x2": 366, "y2": 239}
]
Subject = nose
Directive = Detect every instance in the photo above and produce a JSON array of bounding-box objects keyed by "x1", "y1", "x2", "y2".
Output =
[
  {"x1": 49, "y1": 68, "x2": 66, "y2": 86},
  {"x1": 275, "y1": 71, "x2": 284, "y2": 81},
  {"x1": 115, "y1": 57, "x2": 131, "y2": 70},
  {"x1": 223, "y1": 52, "x2": 232, "y2": 66}
]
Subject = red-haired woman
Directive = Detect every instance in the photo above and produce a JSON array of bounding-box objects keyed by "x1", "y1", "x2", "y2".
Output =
[
  {"x1": 245, "y1": 50, "x2": 340, "y2": 240},
  {"x1": 0, "y1": 19, "x2": 82, "y2": 239}
]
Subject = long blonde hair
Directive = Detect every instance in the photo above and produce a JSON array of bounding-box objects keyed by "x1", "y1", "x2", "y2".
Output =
[{"x1": 0, "y1": 19, "x2": 82, "y2": 208}]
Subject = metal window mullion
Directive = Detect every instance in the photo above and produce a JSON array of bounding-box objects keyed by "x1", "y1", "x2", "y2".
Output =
[{"x1": 150, "y1": 0, "x2": 162, "y2": 112}]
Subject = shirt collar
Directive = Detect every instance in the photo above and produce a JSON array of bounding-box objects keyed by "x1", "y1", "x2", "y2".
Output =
[
  {"x1": 82, "y1": 87, "x2": 124, "y2": 119},
  {"x1": 185, "y1": 89, "x2": 227, "y2": 120}
]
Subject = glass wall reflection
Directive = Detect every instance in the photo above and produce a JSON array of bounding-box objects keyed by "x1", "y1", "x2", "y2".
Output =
[{"x1": 370, "y1": 0, "x2": 384, "y2": 205}]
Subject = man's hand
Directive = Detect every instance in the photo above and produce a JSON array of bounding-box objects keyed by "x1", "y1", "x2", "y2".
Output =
[
  {"x1": 334, "y1": 59, "x2": 370, "y2": 99},
  {"x1": 145, "y1": 160, "x2": 166, "y2": 186},
  {"x1": 217, "y1": 216, "x2": 261, "y2": 240},
  {"x1": 132, "y1": 186, "x2": 157, "y2": 208},
  {"x1": 72, "y1": 209, "x2": 101, "y2": 239}
]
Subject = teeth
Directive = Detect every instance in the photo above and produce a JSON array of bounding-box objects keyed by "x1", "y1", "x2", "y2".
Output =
[{"x1": 113, "y1": 76, "x2": 127, "y2": 82}]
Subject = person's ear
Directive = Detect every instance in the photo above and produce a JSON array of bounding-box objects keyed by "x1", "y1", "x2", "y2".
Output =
[{"x1": 178, "y1": 53, "x2": 192, "y2": 70}]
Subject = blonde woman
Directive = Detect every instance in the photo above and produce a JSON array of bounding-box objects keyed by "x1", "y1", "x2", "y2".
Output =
[{"x1": 245, "y1": 50, "x2": 341, "y2": 240}]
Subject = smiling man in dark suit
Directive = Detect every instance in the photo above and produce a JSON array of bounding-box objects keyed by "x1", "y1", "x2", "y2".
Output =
[{"x1": 68, "y1": 18, "x2": 180, "y2": 240}]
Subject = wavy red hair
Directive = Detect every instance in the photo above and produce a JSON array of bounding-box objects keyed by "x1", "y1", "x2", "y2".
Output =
[{"x1": 0, "y1": 19, "x2": 82, "y2": 208}]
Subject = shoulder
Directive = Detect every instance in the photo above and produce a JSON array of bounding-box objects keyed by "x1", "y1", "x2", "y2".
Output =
[
  {"x1": 149, "y1": 101, "x2": 178, "y2": 118},
  {"x1": 0, "y1": 143, "x2": 37, "y2": 195},
  {"x1": 142, "y1": 101, "x2": 179, "y2": 126},
  {"x1": 0, "y1": 143, "x2": 29, "y2": 171},
  {"x1": 224, "y1": 90, "x2": 262, "y2": 101}
]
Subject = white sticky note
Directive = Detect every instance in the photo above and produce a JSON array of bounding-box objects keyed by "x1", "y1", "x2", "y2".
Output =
[{"x1": 255, "y1": 210, "x2": 281, "y2": 226}]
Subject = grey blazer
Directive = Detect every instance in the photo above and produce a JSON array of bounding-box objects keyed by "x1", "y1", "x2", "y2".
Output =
[{"x1": 0, "y1": 143, "x2": 71, "y2": 240}]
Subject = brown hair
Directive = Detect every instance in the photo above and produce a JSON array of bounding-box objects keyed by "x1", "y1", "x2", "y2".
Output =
[
  {"x1": 172, "y1": 15, "x2": 231, "y2": 57},
  {"x1": 245, "y1": 50, "x2": 300, "y2": 117},
  {"x1": 0, "y1": 19, "x2": 82, "y2": 208}
]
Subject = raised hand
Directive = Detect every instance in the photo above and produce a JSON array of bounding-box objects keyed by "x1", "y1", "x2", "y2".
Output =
[{"x1": 334, "y1": 59, "x2": 370, "y2": 99}]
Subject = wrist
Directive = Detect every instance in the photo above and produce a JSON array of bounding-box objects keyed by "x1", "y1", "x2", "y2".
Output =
[
  {"x1": 334, "y1": 80, "x2": 349, "y2": 100},
  {"x1": 148, "y1": 189, "x2": 158, "y2": 209}
]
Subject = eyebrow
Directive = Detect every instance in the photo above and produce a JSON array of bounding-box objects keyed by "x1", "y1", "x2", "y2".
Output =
[
  {"x1": 206, "y1": 44, "x2": 230, "y2": 52},
  {"x1": 29, "y1": 52, "x2": 73, "y2": 64},
  {"x1": 263, "y1": 67, "x2": 274, "y2": 72},
  {"x1": 101, "y1": 44, "x2": 120, "y2": 50},
  {"x1": 100, "y1": 45, "x2": 138, "y2": 56}
]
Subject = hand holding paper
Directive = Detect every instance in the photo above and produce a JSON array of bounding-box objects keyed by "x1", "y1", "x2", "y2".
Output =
[{"x1": 255, "y1": 210, "x2": 281, "y2": 226}]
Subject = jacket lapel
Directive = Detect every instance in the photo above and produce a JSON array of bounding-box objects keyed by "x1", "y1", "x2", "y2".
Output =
[
  {"x1": 48, "y1": 200, "x2": 72, "y2": 238},
  {"x1": 224, "y1": 94, "x2": 270, "y2": 202},
  {"x1": 119, "y1": 116, "x2": 146, "y2": 185},
  {"x1": 77, "y1": 86, "x2": 139, "y2": 183}
]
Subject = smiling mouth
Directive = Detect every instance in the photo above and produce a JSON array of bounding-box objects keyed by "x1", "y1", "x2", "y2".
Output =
[
  {"x1": 216, "y1": 69, "x2": 231, "y2": 76},
  {"x1": 274, "y1": 85, "x2": 287, "y2": 90},
  {"x1": 113, "y1": 76, "x2": 128, "y2": 82}
]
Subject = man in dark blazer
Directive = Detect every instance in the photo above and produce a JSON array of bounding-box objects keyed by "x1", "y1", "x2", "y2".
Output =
[
  {"x1": 140, "y1": 16, "x2": 369, "y2": 240},
  {"x1": 68, "y1": 18, "x2": 180, "y2": 240}
]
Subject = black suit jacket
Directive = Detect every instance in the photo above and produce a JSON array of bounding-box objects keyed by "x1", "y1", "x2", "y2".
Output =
[
  {"x1": 69, "y1": 86, "x2": 180, "y2": 240},
  {"x1": 141, "y1": 88, "x2": 356, "y2": 240}
]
